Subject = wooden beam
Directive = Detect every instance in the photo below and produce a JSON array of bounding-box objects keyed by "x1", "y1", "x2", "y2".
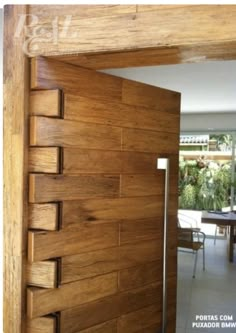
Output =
[
  {"x1": 27, "y1": 261, "x2": 58, "y2": 289},
  {"x1": 29, "y1": 90, "x2": 61, "y2": 117},
  {"x1": 29, "y1": 116, "x2": 122, "y2": 150},
  {"x1": 27, "y1": 316, "x2": 57, "y2": 333},
  {"x1": 28, "y1": 223, "x2": 119, "y2": 262},
  {"x1": 27, "y1": 272, "x2": 118, "y2": 318},
  {"x1": 49, "y1": 41, "x2": 236, "y2": 70},
  {"x1": 28, "y1": 203, "x2": 58, "y2": 231},
  {"x1": 28, "y1": 147, "x2": 60, "y2": 173},
  {"x1": 29, "y1": 174, "x2": 120, "y2": 203},
  {"x1": 27, "y1": 5, "x2": 236, "y2": 68},
  {"x1": 4, "y1": 5, "x2": 29, "y2": 333}
]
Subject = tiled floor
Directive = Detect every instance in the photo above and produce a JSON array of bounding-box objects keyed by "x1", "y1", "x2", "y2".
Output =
[{"x1": 176, "y1": 238, "x2": 236, "y2": 333}]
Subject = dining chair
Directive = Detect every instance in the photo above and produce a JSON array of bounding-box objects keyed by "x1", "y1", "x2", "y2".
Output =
[{"x1": 178, "y1": 224, "x2": 206, "y2": 278}]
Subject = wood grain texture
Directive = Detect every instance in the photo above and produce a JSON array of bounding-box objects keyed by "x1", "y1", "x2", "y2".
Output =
[
  {"x1": 63, "y1": 148, "x2": 158, "y2": 174},
  {"x1": 60, "y1": 238, "x2": 161, "y2": 284},
  {"x1": 28, "y1": 223, "x2": 119, "y2": 262},
  {"x1": 30, "y1": 116, "x2": 122, "y2": 150},
  {"x1": 30, "y1": 90, "x2": 61, "y2": 117},
  {"x1": 27, "y1": 316, "x2": 57, "y2": 333},
  {"x1": 117, "y1": 303, "x2": 161, "y2": 333},
  {"x1": 29, "y1": 204, "x2": 58, "y2": 231},
  {"x1": 26, "y1": 47, "x2": 180, "y2": 332},
  {"x1": 78, "y1": 319, "x2": 117, "y2": 333},
  {"x1": 137, "y1": 4, "x2": 178, "y2": 12},
  {"x1": 27, "y1": 272, "x2": 118, "y2": 318},
  {"x1": 122, "y1": 127, "x2": 179, "y2": 153},
  {"x1": 29, "y1": 147, "x2": 60, "y2": 173},
  {"x1": 120, "y1": 174, "x2": 164, "y2": 197},
  {"x1": 31, "y1": 57, "x2": 122, "y2": 99},
  {"x1": 64, "y1": 93, "x2": 180, "y2": 132},
  {"x1": 60, "y1": 282, "x2": 161, "y2": 333},
  {"x1": 119, "y1": 261, "x2": 161, "y2": 291},
  {"x1": 120, "y1": 218, "x2": 162, "y2": 245},
  {"x1": 61, "y1": 247, "x2": 119, "y2": 284},
  {"x1": 27, "y1": 5, "x2": 236, "y2": 65},
  {"x1": 29, "y1": 174, "x2": 120, "y2": 203},
  {"x1": 122, "y1": 80, "x2": 180, "y2": 113},
  {"x1": 29, "y1": 4, "x2": 136, "y2": 18},
  {"x1": 49, "y1": 47, "x2": 181, "y2": 70},
  {"x1": 27, "y1": 261, "x2": 58, "y2": 288},
  {"x1": 62, "y1": 196, "x2": 162, "y2": 227},
  {"x1": 49, "y1": 41, "x2": 236, "y2": 69},
  {"x1": 4, "y1": 5, "x2": 29, "y2": 333},
  {"x1": 120, "y1": 173, "x2": 179, "y2": 197}
]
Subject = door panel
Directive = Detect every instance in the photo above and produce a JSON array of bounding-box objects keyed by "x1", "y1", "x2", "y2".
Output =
[{"x1": 27, "y1": 57, "x2": 180, "y2": 333}]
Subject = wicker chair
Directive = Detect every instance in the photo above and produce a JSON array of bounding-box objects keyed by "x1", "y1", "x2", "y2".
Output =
[{"x1": 178, "y1": 225, "x2": 206, "y2": 278}]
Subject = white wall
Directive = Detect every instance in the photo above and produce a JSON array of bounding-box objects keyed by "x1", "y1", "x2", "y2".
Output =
[{"x1": 181, "y1": 112, "x2": 236, "y2": 133}]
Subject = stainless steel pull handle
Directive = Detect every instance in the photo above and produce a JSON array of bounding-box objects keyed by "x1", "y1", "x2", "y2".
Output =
[{"x1": 157, "y1": 158, "x2": 170, "y2": 333}]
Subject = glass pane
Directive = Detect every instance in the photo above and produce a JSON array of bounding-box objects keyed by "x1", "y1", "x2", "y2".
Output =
[
  {"x1": 179, "y1": 133, "x2": 233, "y2": 237},
  {"x1": 232, "y1": 134, "x2": 236, "y2": 210}
]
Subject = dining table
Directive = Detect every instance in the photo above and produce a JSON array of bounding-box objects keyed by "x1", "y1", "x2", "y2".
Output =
[{"x1": 201, "y1": 211, "x2": 236, "y2": 262}]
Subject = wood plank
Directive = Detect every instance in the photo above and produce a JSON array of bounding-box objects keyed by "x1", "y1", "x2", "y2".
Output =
[
  {"x1": 30, "y1": 116, "x2": 122, "y2": 150},
  {"x1": 31, "y1": 57, "x2": 122, "y2": 100},
  {"x1": 28, "y1": 223, "x2": 119, "y2": 262},
  {"x1": 61, "y1": 247, "x2": 119, "y2": 284},
  {"x1": 78, "y1": 319, "x2": 117, "y2": 333},
  {"x1": 27, "y1": 316, "x2": 56, "y2": 333},
  {"x1": 120, "y1": 218, "x2": 162, "y2": 245},
  {"x1": 50, "y1": 41, "x2": 236, "y2": 70},
  {"x1": 63, "y1": 148, "x2": 158, "y2": 174},
  {"x1": 62, "y1": 196, "x2": 178, "y2": 228},
  {"x1": 135, "y1": 324, "x2": 160, "y2": 333},
  {"x1": 121, "y1": 174, "x2": 178, "y2": 197},
  {"x1": 27, "y1": 272, "x2": 118, "y2": 318},
  {"x1": 27, "y1": 5, "x2": 236, "y2": 64},
  {"x1": 60, "y1": 238, "x2": 161, "y2": 284},
  {"x1": 120, "y1": 174, "x2": 164, "y2": 197},
  {"x1": 28, "y1": 147, "x2": 60, "y2": 173},
  {"x1": 118, "y1": 283, "x2": 161, "y2": 317},
  {"x1": 29, "y1": 204, "x2": 58, "y2": 231},
  {"x1": 29, "y1": 5, "x2": 136, "y2": 18},
  {"x1": 49, "y1": 47, "x2": 181, "y2": 70},
  {"x1": 64, "y1": 149, "x2": 122, "y2": 174},
  {"x1": 64, "y1": 94, "x2": 180, "y2": 133},
  {"x1": 117, "y1": 303, "x2": 161, "y2": 333},
  {"x1": 119, "y1": 261, "x2": 161, "y2": 291},
  {"x1": 122, "y1": 79, "x2": 180, "y2": 113},
  {"x1": 60, "y1": 283, "x2": 161, "y2": 333},
  {"x1": 27, "y1": 261, "x2": 58, "y2": 289},
  {"x1": 4, "y1": 5, "x2": 29, "y2": 333},
  {"x1": 119, "y1": 239, "x2": 162, "y2": 269},
  {"x1": 122, "y1": 128, "x2": 179, "y2": 153},
  {"x1": 30, "y1": 90, "x2": 61, "y2": 117},
  {"x1": 60, "y1": 292, "x2": 120, "y2": 333},
  {"x1": 29, "y1": 174, "x2": 120, "y2": 203},
  {"x1": 62, "y1": 196, "x2": 162, "y2": 227},
  {"x1": 137, "y1": 4, "x2": 179, "y2": 12}
]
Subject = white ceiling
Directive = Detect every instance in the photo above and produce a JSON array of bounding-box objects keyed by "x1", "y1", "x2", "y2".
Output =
[{"x1": 103, "y1": 60, "x2": 236, "y2": 114}]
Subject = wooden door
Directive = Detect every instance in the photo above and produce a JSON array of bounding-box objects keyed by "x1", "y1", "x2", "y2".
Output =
[{"x1": 27, "y1": 56, "x2": 180, "y2": 333}]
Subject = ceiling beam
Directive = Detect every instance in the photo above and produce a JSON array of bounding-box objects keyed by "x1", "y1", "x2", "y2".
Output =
[{"x1": 27, "y1": 5, "x2": 236, "y2": 68}]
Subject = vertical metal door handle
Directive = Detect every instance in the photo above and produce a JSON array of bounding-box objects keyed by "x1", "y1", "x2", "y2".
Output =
[{"x1": 157, "y1": 158, "x2": 170, "y2": 333}]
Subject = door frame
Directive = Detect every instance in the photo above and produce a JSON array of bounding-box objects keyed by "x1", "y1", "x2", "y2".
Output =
[{"x1": 4, "y1": 4, "x2": 236, "y2": 333}]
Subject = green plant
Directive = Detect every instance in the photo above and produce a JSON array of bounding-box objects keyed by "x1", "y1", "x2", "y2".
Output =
[{"x1": 179, "y1": 159, "x2": 231, "y2": 210}]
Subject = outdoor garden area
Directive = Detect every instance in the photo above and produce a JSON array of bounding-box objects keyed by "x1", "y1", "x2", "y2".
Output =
[{"x1": 178, "y1": 134, "x2": 235, "y2": 236}]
